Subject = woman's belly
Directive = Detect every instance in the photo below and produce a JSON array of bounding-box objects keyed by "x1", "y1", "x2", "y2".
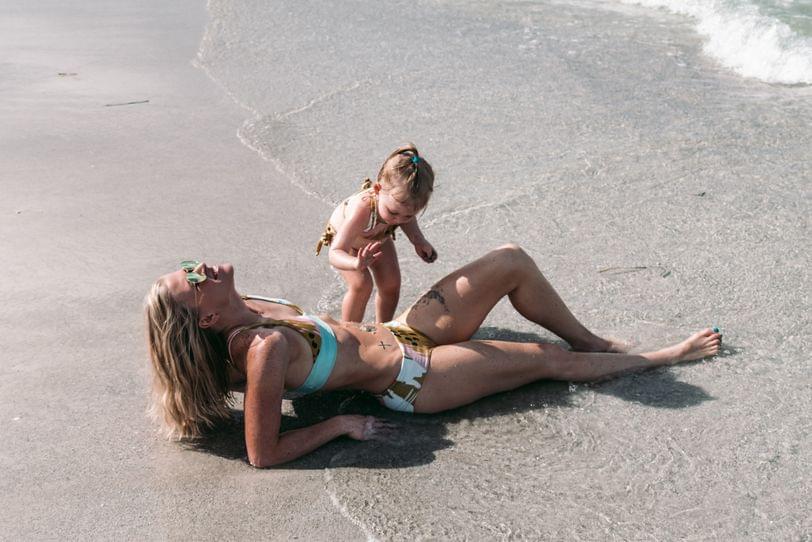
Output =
[{"x1": 325, "y1": 317, "x2": 402, "y2": 393}]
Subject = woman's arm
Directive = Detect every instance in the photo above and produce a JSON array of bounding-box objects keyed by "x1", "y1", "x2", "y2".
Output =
[
  {"x1": 243, "y1": 332, "x2": 383, "y2": 467},
  {"x1": 328, "y1": 198, "x2": 382, "y2": 271},
  {"x1": 400, "y1": 219, "x2": 436, "y2": 263}
]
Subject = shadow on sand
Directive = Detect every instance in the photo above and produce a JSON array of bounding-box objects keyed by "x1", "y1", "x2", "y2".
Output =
[{"x1": 186, "y1": 327, "x2": 721, "y2": 469}]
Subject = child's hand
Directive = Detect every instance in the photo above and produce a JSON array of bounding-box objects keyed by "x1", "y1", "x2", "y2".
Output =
[
  {"x1": 355, "y1": 241, "x2": 383, "y2": 270},
  {"x1": 414, "y1": 241, "x2": 437, "y2": 263}
]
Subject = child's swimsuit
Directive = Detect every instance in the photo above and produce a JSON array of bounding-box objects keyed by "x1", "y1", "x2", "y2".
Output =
[
  {"x1": 226, "y1": 295, "x2": 434, "y2": 412},
  {"x1": 315, "y1": 178, "x2": 398, "y2": 256}
]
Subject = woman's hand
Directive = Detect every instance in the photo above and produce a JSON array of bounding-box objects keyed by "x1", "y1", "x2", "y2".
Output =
[
  {"x1": 414, "y1": 240, "x2": 437, "y2": 263},
  {"x1": 342, "y1": 415, "x2": 396, "y2": 441},
  {"x1": 354, "y1": 241, "x2": 383, "y2": 271}
]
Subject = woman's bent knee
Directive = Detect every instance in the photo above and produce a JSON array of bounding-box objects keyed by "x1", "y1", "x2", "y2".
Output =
[
  {"x1": 487, "y1": 243, "x2": 534, "y2": 278},
  {"x1": 497, "y1": 242, "x2": 524, "y2": 253},
  {"x1": 492, "y1": 243, "x2": 530, "y2": 263}
]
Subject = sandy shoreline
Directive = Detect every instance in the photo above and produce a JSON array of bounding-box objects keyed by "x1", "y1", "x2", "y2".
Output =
[
  {"x1": 0, "y1": 0, "x2": 360, "y2": 539},
  {"x1": 2, "y1": 0, "x2": 810, "y2": 539}
]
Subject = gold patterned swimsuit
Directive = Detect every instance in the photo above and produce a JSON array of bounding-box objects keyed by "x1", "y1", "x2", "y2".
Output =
[
  {"x1": 377, "y1": 321, "x2": 436, "y2": 413},
  {"x1": 225, "y1": 296, "x2": 338, "y2": 398}
]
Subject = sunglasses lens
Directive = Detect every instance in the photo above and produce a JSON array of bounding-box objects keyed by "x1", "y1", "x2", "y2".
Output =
[
  {"x1": 180, "y1": 260, "x2": 199, "y2": 272},
  {"x1": 185, "y1": 272, "x2": 207, "y2": 284}
]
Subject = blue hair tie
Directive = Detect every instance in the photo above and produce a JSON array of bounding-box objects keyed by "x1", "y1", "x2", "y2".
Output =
[{"x1": 411, "y1": 155, "x2": 420, "y2": 165}]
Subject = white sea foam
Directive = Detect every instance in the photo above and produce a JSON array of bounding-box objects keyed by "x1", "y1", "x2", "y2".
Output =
[{"x1": 618, "y1": 0, "x2": 812, "y2": 84}]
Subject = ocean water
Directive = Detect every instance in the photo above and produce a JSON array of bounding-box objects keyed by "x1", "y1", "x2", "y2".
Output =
[
  {"x1": 615, "y1": 0, "x2": 812, "y2": 84},
  {"x1": 196, "y1": 0, "x2": 810, "y2": 539}
]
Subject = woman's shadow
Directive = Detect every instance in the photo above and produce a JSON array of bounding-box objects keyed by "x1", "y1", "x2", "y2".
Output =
[{"x1": 187, "y1": 326, "x2": 726, "y2": 469}]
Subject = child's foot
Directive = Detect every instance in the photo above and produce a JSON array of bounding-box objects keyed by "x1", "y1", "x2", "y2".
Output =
[{"x1": 650, "y1": 328, "x2": 722, "y2": 365}]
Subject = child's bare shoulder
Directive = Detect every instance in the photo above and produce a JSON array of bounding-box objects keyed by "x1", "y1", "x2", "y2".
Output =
[
  {"x1": 331, "y1": 189, "x2": 373, "y2": 232},
  {"x1": 343, "y1": 190, "x2": 374, "y2": 219}
]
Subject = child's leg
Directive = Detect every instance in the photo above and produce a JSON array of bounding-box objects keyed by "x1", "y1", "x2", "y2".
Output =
[
  {"x1": 369, "y1": 239, "x2": 401, "y2": 322},
  {"x1": 397, "y1": 243, "x2": 612, "y2": 349},
  {"x1": 339, "y1": 268, "x2": 373, "y2": 322},
  {"x1": 413, "y1": 329, "x2": 722, "y2": 413}
]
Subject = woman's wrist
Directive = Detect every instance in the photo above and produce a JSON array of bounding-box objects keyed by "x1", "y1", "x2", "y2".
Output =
[{"x1": 334, "y1": 415, "x2": 354, "y2": 435}]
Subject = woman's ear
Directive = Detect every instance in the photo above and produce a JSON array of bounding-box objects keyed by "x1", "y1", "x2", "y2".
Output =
[{"x1": 198, "y1": 312, "x2": 220, "y2": 329}]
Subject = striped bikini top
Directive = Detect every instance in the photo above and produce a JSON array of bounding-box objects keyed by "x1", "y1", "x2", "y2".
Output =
[{"x1": 226, "y1": 296, "x2": 322, "y2": 364}]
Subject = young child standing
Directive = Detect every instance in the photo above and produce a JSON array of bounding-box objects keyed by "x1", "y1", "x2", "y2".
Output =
[{"x1": 315, "y1": 144, "x2": 436, "y2": 322}]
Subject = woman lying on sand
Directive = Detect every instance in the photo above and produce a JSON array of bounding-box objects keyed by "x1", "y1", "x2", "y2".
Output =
[{"x1": 145, "y1": 243, "x2": 721, "y2": 467}]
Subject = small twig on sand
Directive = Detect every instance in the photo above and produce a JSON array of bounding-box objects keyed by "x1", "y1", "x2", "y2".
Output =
[
  {"x1": 598, "y1": 266, "x2": 648, "y2": 274},
  {"x1": 104, "y1": 99, "x2": 149, "y2": 107},
  {"x1": 598, "y1": 265, "x2": 673, "y2": 278}
]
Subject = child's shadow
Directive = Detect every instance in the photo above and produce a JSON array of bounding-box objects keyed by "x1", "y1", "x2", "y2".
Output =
[{"x1": 186, "y1": 327, "x2": 722, "y2": 468}]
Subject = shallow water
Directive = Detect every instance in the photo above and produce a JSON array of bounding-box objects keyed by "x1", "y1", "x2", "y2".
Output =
[{"x1": 197, "y1": 0, "x2": 810, "y2": 538}]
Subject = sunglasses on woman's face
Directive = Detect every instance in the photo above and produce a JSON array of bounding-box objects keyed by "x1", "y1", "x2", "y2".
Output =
[
  {"x1": 180, "y1": 260, "x2": 207, "y2": 285},
  {"x1": 180, "y1": 260, "x2": 207, "y2": 311}
]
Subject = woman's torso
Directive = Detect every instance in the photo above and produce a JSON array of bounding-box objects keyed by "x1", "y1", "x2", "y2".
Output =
[{"x1": 227, "y1": 298, "x2": 402, "y2": 394}]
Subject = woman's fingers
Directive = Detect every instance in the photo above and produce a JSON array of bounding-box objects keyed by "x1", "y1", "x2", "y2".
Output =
[{"x1": 363, "y1": 417, "x2": 398, "y2": 440}]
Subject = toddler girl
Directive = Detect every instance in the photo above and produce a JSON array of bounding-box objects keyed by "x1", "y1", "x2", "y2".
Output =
[{"x1": 315, "y1": 144, "x2": 436, "y2": 322}]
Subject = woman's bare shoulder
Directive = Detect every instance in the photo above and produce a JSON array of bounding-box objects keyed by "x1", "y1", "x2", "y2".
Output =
[
  {"x1": 229, "y1": 326, "x2": 289, "y2": 371},
  {"x1": 244, "y1": 331, "x2": 292, "y2": 382}
]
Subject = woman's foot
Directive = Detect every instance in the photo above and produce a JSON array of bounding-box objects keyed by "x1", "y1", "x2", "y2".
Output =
[{"x1": 647, "y1": 328, "x2": 722, "y2": 365}]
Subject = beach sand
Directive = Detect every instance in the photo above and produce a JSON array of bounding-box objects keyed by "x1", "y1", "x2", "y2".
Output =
[
  {"x1": 1, "y1": 0, "x2": 809, "y2": 539},
  {"x1": 0, "y1": 0, "x2": 356, "y2": 539}
]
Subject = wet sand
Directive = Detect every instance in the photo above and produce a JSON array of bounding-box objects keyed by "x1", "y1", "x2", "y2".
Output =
[{"x1": 1, "y1": 0, "x2": 809, "y2": 539}]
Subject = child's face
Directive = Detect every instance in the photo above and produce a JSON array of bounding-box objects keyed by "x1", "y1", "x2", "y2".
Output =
[{"x1": 377, "y1": 190, "x2": 420, "y2": 225}]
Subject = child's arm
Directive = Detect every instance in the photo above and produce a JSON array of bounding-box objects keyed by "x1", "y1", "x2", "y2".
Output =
[
  {"x1": 400, "y1": 219, "x2": 437, "y2": 263},
  {"x1": 328, "y1": 197, "x2": 384, "y2": 271}
]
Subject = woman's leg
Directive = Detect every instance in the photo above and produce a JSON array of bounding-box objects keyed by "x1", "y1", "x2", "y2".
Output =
[
  {"x1": 339, "y1": 267, "x2": 374, "y2": 322},
  {"x1": 413, "y1": 329, "x2": 722, "y2": 413},
  {"x1": 369, "y1": 239, "x2": 401, "y2": 322},
  {"x1": 398, "y1": 243, "x2": 612, "y2": 349}
]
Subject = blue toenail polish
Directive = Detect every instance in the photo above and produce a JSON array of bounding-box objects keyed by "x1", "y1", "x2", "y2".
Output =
[{"x1": 712, "y1": 327, "x2": 720, "y2": 333}]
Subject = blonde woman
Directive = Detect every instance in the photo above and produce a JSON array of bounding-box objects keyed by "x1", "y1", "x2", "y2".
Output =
[{"x1": 145, "y1": 244, "x2": 721, "y2": 467}]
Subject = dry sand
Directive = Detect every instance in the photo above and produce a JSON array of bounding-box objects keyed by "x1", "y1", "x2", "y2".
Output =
[{"x1": 1, "y1": 0, "x2": 357, "y2": 539}]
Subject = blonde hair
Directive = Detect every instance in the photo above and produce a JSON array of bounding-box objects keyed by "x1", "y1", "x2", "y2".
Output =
[
  {"x1": 376, "y1": 143, "x2": 435, "y2": 209},
  {"x1": 144, "y1": 279, "x2": 232, "y2": 439}
]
